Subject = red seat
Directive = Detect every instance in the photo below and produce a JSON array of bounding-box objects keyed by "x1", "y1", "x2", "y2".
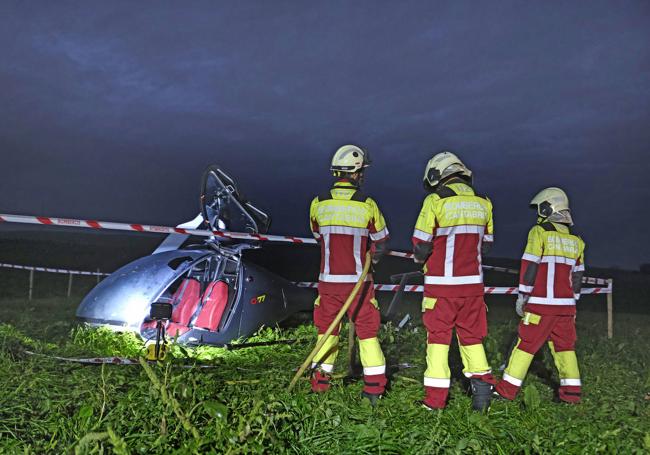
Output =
[
  {"x1": 163, "y1": 278, "x2": 201, "y2": 336},
  {"x1": 170, "y1": 278, "x2": 202, "y2": 326},
  {"x1": 194, "y1": 281, "x2": 229, "y2": 331}
]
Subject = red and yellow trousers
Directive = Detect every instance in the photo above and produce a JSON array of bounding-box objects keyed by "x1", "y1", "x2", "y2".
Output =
[
  {"x1": 311, "y1": 283, "x2": 386, "y2": 394},
  {"x1": 495, "y1": 310, "x2": 581, "y2": 403},
  {"x1": 422, "y1": 296, "x2": 494, "y2": 409}
]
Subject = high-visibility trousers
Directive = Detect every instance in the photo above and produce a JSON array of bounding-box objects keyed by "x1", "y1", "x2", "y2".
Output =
[
  {"x1": 495, "y1": 311, "x2": 581, "y2": 403},
  {"x1": 422, "y1": 296, "x2": 494, "y2": 409},
  {"x1": 312, "y1": 283, "x2": 386, "y2": 394}
]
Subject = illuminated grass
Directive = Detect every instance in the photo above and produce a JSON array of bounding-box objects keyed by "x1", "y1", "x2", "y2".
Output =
[{"x1": 0, "y1": 297, "x2": 649, "y2": 453}]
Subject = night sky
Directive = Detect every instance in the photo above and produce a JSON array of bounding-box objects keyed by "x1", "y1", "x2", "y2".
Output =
[{"x1": 1, "y1": 1, "x2": 649, "y2": 269}]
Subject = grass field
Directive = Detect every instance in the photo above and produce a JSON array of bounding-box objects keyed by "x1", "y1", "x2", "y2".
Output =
[{"x1": 1, "y1": 292, "x2": 649, "y2": 454}]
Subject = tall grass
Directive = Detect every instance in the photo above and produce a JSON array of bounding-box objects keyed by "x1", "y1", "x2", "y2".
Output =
[{"x1": 0, "y1": 297, "x2": 649, "y2": 453}]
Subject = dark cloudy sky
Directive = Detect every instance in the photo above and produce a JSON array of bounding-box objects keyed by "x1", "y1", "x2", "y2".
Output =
[{"x1": 1, "y1": 1, "x2": 649, "y2": 269}]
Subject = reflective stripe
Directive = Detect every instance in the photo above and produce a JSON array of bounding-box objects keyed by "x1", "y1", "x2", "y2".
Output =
[
  {"x1": 522, "y1": 253, "x2": 541, "y2": 263},
  {"x1": 353, "y1": 234, "x2": 362, "y2": 275},
  {"x1": 574, "y1": 293, "x2": 581, "y2": 300},
  {"x1": 370, "y1": 227, "x2": 388, "y2": 241},
  {"x1": 323, "y1": 233, "x2": 330, "y2": 275},
  {"x1": 412, "y1": 229, "x2": 433, "y2": 242},
  {"x1": 363, "y1": 365, "x2": 386, "y2": 376},
  {"x1": 503, "y1": 373, "x2": 523, "y2": 387},
  {"x1": 320, "y1": 226, "x2": 366, "y2": 280},
  {"x1": 444, "y1": 234, "x2": 455, "y2": 277},
  {"x1": 311, "y1": 362, "x2": 334, "y2": 373},
  {"x1": 519, "y1": 285, "x2": 534, "y2": 293},
  {"x1": 483, "y1": 234, "x2": 494, "y2": 242},
  {"x1": 425, "y1": 275, "x2": 483, "y2": 285},
  {"x1": 542, "y1": 255, "x2": 577, "y2": 266},
  {"x1": 312, "y1": 232, "x2": 321, "y2": 239},
  {"x1": 423, "y1": 377, "x2": 451, "y2": 388},
  {"x1": 425, "y1": 224, "x2": 485, "y2": 285},
  {"x1": 528, "y1": 296, "x2": 576, "y2": 305},
  {"x1": 319, "y1": 225, "x2": 369, "y2": 236},
  {"x1": 319, "y1": 273, "x2": 372, "y2": 283},
  {"x1": 463, "y1": 369, "x2": 492, "y2": 378},
  {"x1": 574, "y1": 264, "x2": 585, "y2": 272},
  {"x1": 560, "y1": 378, "x2": 581, "y2": 386},
  {"x1": 476, "y1": 234, "x2": 484, "y2": 281},
  {"x1": 436, "y1": 225, "x2": 485, "y2": 236},
  {"x1": 546, "y1": 262, "x2": 555, "y2": 299}
]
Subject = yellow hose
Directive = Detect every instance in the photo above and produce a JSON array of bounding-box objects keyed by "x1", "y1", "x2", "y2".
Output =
[{"x1": 288, "y1": 251, "x2": 372, "y2": 391}]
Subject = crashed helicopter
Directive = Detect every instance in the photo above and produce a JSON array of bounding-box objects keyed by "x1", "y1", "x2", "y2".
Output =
[{"x1": 75, "y1": 166, "x2": 314, "y2": 346}]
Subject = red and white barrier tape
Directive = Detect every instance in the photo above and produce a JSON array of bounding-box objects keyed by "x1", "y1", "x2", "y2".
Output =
[
  {"x1": 0, "y1": 213, "x2": 610, "y2": 286},
  {"x1": 0, "y1": 262, "x2": 109, "y2": 276},
  {"x1": 293, "y1": 282, "x2": 612, "y2": 295}
]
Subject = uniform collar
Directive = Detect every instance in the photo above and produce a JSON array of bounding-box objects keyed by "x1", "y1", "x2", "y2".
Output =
[
  {"x1": 333, "y1": 179, "x2": 359, "y2": 189},
  {"x1": 537, "y1": 218, "x2": 571, "y2": 233},
  {"x1": 440, "y1": 177, "x2": 474, "y2": 194},
  {"x1": 552, "y1": 222, "x2": 570, "y2": 233}
]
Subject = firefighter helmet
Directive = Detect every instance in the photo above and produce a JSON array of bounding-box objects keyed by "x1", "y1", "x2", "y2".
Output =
[
  {"x1": 423, "y1": 151, "x2": 472, "y2": 189},
  {"x1": 530, "y1": 187, "x2": 573, "y2": 224},
  {"x1": 331, "y1": 145, "x2": 371, "y2": 177}
]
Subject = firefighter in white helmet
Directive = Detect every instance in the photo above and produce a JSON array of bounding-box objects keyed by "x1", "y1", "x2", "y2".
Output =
[
  {"x1": 495, "y1": 187, "x2": 585, "y2": 403},
  {"x1": 411, "y1": 151, "x2": 496, "y2": 411},
  {"x1": 308, "y1": 145, "x2": 390, "y2": 404}
]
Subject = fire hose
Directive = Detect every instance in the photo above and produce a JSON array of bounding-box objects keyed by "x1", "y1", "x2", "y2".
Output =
[{"x1": 288, "y1": 251, "x2": 372, "y2": 391}]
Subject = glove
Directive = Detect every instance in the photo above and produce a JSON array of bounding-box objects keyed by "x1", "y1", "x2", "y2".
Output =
[{"x1": 515, "y1": 294, "x2": 529, "y2": 317}]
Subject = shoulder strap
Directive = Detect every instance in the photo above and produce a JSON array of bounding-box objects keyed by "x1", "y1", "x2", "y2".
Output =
[
  {"x1": 539, "y1": 222, "x2": 557, "y2": 232},
  {"x1": 350, "y1": 190, "x2": 368, "y2": 202},
  {"x1": 435, "y1": 186, "x2": 457, "y2": 199},
  {"x1": 318, "y1": 190, "x2": 333, "y2": 201}
]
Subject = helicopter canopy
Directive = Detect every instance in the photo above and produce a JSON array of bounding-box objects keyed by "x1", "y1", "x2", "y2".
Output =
[{"x1": 200, "y1": 165, "x2": 271, "y2": 234}]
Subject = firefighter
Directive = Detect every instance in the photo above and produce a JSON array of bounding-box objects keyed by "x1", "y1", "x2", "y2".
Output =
[
  {"x1": 309, "y1": 144, "x2": 390, "y2": 404},
  {"x1": 495, "y1": 187, "x2": 585, "y2": 403},
  {"x1": 412, "y1": 151, "x2": 495, "y2": 411}
]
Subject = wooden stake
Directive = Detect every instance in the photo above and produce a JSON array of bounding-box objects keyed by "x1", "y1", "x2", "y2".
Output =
[
  {"x1": 606, "y1": 279, "x2": 613, "y2": 339},
  {"x1": 28, "y1": 269, "x2": 34, "y2": 301},
  {"x1": 67, "y1": 272, "x2": 73, "y2": 298}
]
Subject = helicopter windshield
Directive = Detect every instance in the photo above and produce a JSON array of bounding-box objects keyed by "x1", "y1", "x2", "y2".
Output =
[{"x1": 200, "y1": 166, "x2": 271, "y2": 234}]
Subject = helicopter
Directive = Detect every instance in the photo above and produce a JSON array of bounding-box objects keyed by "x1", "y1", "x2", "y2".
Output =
[{"x1": 75, "y1": 166, "x2": 314, "y2": 346}]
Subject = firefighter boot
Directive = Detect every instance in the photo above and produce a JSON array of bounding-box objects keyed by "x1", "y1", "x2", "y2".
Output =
[
  {"x1": 360, "y1": 390, "x2": 383, "y2": 406},
  {"x1": 470, "y1": 378, "x2": 493, "y2": 411},
  {"x1": 311, "y1": 371, "x2": 331, "y2": 393}
]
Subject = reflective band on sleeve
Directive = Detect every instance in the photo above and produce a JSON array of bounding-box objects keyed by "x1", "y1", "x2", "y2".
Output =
[
  {"x1": 528, "y1": 296, "x2": 576, "y2": 305},
  {"x1": 519, "y1": 285, "x2": 533, "y2": 293},
  {"x1": 502, "y1": 373, "x2": 523, "y2": 387},
  {"x1": 370, "y1": 227, "x2": 389, "y2": 241},
  {"x1": 424, "y1": 275, "x2": 483, "y2": 285},
  {"x1": 311, "y1": 362, "x2": 334, "y2": 373},
  {"x1": 542, "y1": 255, "x2": 577, "y2": 266},
  {"x1": 560, "y1": 378, "x2": 581, "y2": 386},
  {"x1": 363, "y1": 365, "x2": 386, "y2": 376},
  {"x1": 574, "y1": 293, "x2": 581, "y2": 300},
  {"x1": 423, "y1": 377, "x2": 451, "y2": 388},
  {"x1": 319, "y1": 225, "x2": 369, "y2": 236},
  {"x1": 413, "y1": 229, "x2": 433, "y2": 242},
  {"x1": 312, "y1": 232, "x2": 321, "y2": 239},
  {"x1": 574, "y1": 264, "x2": 585, "y2": 272},
  {"x1": 522, "y1": 253, "x2": 541, "y2": 263},
  {"x1": 483, "y1": 234, "x2": 494, "y2": 242}
]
